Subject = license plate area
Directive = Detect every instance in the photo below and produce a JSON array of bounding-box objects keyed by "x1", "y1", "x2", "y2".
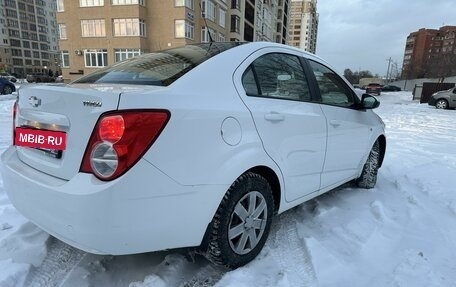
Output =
[
  {"x1": 14, "y1": 127, "x2": 67, "y2": 158},
  {"x1": 34, "y1": 148, "x2": 63, "y2": 159}
]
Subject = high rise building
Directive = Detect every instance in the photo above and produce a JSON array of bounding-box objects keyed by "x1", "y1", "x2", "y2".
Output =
[
  {"x1": 402, "y1": 26, "x2": 456, "y2": 79},
  {"x1": 275, "y1": 0, "x2": 290, "y2": 44},
  {"x1": 287, "y1": 0, "x2": 318, "y2": 53},
  {"x1": 56, "y1": 0, "x2": 290, "y2": 82},
  {"x1": 0, "y1": 0, "x2": 60, "y2": 78}
]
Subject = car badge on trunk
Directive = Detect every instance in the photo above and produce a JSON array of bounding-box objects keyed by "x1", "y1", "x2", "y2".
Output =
[
  {"x1": 28, "y1": 96, "x2": 41, "y2": 107},
  {"x1": 83, "y1": 101, "x2": 102, "y2": 107}
]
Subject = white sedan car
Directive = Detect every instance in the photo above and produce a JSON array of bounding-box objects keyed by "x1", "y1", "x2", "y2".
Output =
[{"x1": 1, "y1": 42, "x2": 386, "y2": 268}]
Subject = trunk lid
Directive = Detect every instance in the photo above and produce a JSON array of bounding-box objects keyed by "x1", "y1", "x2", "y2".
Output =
[{"x1": 15, "y1": 84, "x2": 123, "y2": 180}]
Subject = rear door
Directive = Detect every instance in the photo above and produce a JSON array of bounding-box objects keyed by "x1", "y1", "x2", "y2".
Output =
[{"x1": 234, "y1": 49, "x2": 327, "y2": 202}]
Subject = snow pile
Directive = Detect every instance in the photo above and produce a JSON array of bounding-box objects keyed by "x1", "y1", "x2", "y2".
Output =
[{"x1": 1, "y1": 91, "x2": 456, "y2": 286}]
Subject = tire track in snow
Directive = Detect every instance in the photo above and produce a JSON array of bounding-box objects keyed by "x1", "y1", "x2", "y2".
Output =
[
  {"x1": 23, "y1": 237, "x2": 86, "y2": 287},
  {"x1": 266, "y1": 210, "x2": 318, "y2": 286},
  {"x1": 179, "y1": 263, "x2": 226, "y2": 287}
]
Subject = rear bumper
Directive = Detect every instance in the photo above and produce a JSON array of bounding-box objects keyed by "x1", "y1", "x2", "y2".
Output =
[
  {"x1": 366, "y1": 89, "x2": 381, "y2": 95},
  {"x1": 0, "y1": 146, "x2": 227, "y2": 255}
]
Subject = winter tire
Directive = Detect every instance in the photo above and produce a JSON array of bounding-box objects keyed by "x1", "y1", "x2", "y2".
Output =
[
  {"x1": 204, "y1": 172, "x2": 274, "y2": 269},
  {"x1": 2, "y1": 85, "x2": 13, "y2": 95},
  {"x1": 356, "y1": 140, "x2": 380, "y2": 189},
  {"x1": 435, "y1": 99, "x2": 448, "y2": 109}
]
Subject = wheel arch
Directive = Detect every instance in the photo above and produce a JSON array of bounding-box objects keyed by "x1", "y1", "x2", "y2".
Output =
[
  {"x1": 377, "y1": 134, "x2": 386, "y2": 168},
  {"x1": 198, "y1": 165, "x2": 282, "y2": 254},
  {"x1": 247, "y1": 165, "x2": 281, "y2": 214}
]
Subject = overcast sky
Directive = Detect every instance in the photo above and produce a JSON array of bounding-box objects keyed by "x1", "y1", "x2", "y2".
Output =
[{"x1": 315, "y1": 0, "x2": 455, "y2": 77}]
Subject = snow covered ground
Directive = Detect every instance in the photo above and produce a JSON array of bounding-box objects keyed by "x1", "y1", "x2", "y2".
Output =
[{"x1": 1, "y1": 88, "x2": 456, "y2": 287}]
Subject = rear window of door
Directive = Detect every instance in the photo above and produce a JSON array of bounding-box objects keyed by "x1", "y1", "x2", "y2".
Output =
[{"x1": 242, "y1": 53, "x2": 312, "y2": 102}]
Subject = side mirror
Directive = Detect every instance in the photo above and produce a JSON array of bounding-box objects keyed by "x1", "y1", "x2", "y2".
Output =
[{"x1": 360, "y1": 94, "x2": 380, "y2": 109}]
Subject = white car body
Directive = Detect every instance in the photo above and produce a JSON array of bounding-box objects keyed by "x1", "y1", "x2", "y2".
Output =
[{"x1": 1, "y1": 42, "x2": 385, "y2": 264}]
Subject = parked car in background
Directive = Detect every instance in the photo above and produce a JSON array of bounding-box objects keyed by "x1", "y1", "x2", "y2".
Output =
[
  {"x1": 1, "y1": 42, "x2": 386, "y2": 269},
  {"x1": 428, "y1": 87, "x2": 456, "y2": 109},
  {"x1": 381, "y1": 84, "x2": 401, "y2": 92},
  {"x1": 0, "y1": 72, "x2": 17, "y2": 83},
  {"x1": 26, "y1": 73, "x2": 55, "y2": 83},
  {"x1": 0, "y1": 78, "x2": 16, "y2": 95},
  {"x1": 366, "y1": 83, "x2": 382, "y2": 95}
]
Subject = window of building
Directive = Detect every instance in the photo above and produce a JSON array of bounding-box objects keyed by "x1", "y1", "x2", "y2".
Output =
[
  {"x1": 112, "y1": 0, "x2": 145, "y2": 5},
  {"x1": 175, "y1": 0, "x2": 193, "y2": 9},
  {"x1": 201, "y1": 27, "x2": 215, "y2": 42},
  {"x1": 18, "y1": 2, "x2": 26, "y2": 10},
  {"x1": 113, "y1": 19, "x2": 146, "y2": 36},
  {"x1": 6, "y1": 9, "x2": 18, "y2": 18},
  {"x1": 175, "y1": 20, "x2": 194, "y2": 39},
  {"x1": 81, "y1": 19, "x2": 106, "y2": 37},
  {"x1": 24, "y1": 50, "x2": 31, "y2": 57},
  {"x1": 59, "y1": 24, "x2": 67, "y2": 39},
  {"x1": 57, "y1": 0, "x2": 64, "y2": 11},
  {"x1": 80, "y1": 0, "x2": 104, "y2": 7},
  {"x1": 230, "y1": 15, "x2": 240, "y2": 33},
  {"x1": 219, "y1": 9, "x2": 226, "y2": 28},
  {"x1": 13, "y1": 59, "x2": 24, "y2": 66},
  {"x1": 5, "y1": 0, "x2": 15, "y2": 8},
  {"x1": 218, "y1": 33, "x2": 225, "y2": 42},
  {"x1": 9, "y1": 29, "x2": 20, "y2": 38},
  {"x1": 114, "y1": 48, "x2": 141, "y2": 62},
  {"x1": 33, "y1": 51, "x2": 40, "y2": 58},
  {"x1": 7, "y1": 19, "x2": 19, "y2": 28},
  {"x1": 61, "y1": 50, "x2": 70, "y2": 67},
  {"x1": 231, "y1": 0, "x2": 240, "y2": 10},
  {"x1": 84, "y1": 49, "x2": 108, "y2": 67},
  {"x1": 10, "y1": 39, "x2": 21, "y2": 47},
  {"x1": 202, "y1": 1, "x2": 216, "y2": 21},
  {"x1": 12, "y1": 49, "x2": 22, "y2": 57}
]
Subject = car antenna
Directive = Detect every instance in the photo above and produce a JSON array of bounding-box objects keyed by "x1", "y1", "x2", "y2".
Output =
[{"x1": 199, "y1": 1, "x2": 214, "y2": 43}]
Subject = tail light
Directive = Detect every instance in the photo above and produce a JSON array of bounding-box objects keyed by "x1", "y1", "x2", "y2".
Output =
[
  {"x1": 80, "y1": 110, "x2": 170, "y2": 181},
  {"x1": 12, "y1": 101, "x2": 18, "y2": 145}
]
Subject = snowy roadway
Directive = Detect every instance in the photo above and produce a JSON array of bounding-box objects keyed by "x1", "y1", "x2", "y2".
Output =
[{"x1": 1, "y1": 90, "x2": 456, "y2": 286}]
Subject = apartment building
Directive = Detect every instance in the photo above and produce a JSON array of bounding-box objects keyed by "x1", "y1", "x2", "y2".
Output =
[
  {"x1": 0, "y1": 0, "x2": 60, "y2": 78},
  {"x1": 275, "y1": 0, "x2": 289, "y2": 44},
  {"x1": 57, "y1": 0, "x2": 290, "y2": 82},
  {"x1": 402, "y1": 26, "x2": 456, "y2": 79},
  {"x1": 287, "y1": 0, "x2": 318, "y2": 53}
]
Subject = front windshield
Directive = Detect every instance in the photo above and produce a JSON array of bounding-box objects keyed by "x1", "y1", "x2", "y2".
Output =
[{"x1": 73, "y1": 42, "x2": 244, "y2": 86}]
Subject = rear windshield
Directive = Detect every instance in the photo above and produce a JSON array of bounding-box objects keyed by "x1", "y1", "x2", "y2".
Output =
[{"x1": 73, "y1": 42, "x2": 244, "y2": 86}]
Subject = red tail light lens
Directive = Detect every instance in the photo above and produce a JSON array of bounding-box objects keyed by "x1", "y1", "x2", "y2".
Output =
[
  {"x1": 80, "y1": 110, "x2": 170, "y2": 180},
  {"x1": 99, "y1": 115, "x2": 124, "y2": 143}
]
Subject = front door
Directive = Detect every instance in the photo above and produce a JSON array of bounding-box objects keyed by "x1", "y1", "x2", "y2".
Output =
[{"x1": 307, "y1": 60, "x2": 371, "y2": 189}]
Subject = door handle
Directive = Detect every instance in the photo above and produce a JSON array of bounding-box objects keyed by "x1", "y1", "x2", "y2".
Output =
[
  {"x1": 329, "y1": 120, "x2": 341, "y2": 127},
  {"x1": 264, "y1": 112, "x2": 285, "y2": 122}
]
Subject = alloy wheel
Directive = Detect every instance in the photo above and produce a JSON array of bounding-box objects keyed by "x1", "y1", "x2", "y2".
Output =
[{"x1": 228, "y1": 191, "x2": 268, "y2": 255}]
